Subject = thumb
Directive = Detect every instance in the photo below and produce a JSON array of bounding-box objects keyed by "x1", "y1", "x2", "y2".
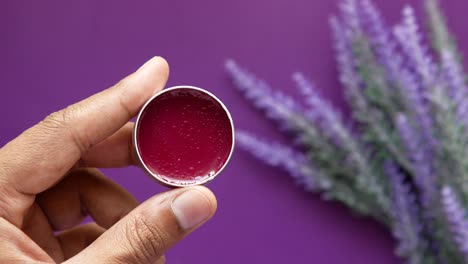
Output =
[{"x1": 67, "y1": 186, "x2": 217, "y2": 264}]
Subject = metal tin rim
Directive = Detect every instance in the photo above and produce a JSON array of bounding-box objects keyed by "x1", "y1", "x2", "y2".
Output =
[{"x1": 133, "y1": 85, "x2": 235, "y2": 188}]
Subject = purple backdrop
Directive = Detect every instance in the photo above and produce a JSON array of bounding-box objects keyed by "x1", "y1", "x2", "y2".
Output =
[{"x1": 1, "y1": 1, "x2": 467, "y2": 263}]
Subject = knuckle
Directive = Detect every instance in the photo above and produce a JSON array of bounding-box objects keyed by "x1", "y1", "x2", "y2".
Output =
[
  {"x1": 118, "y1": 91, "x2": 134, "y2": 121},
  {"x1": 113, "y1": 79, "x2": 136, "y2": 121},
  {"x1": 41, "y1": 110, "x2": 67, "y2": 131},
  {"x1": 114, "y1": 78, "x2": 131, "y2": 93},
  {"x1": 41, "y1": 106, "x2": 78, "y2": 137},
  {"x1": 123, "y1": 215, "x2": 167, "y2": 263},
  {"x1": 41, "y1": 105, "x2": 89, "y2": 154}
]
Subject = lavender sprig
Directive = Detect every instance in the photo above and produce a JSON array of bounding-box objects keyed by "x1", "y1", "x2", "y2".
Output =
[
  {"x1": 293, "y1": 73, "x2": 391, "y2": 214},
  {"x1": 228, "y1": 60, "x2": 391, "y2": 219},
  {"x1": 385, "y1": 160, "x2": 431, "y2": 264},
  {"x1": 394, "y1": 6, "x2": 438, "y2": 90},
  {"x1": 228, "y1": 1, "x2": 468, "y2": 263},
  {"x1": 349, "y1": 0, "x2": 401, "y2": 115},
  {"x1": 330, "y1": 15, "x2": 377, "y2": 122},
  {"x1": 429, "y1": 83, "x2": 468, "y2": 204},
  {"x1": 395, "y1": 114, "x2": 434, "y2": 207},
  {"x1": 359, "y1": 0, "x2": 402, "y2": 84},
  {"x1": 359, "y1": 0, "x2": 424, "y2": 121},
  {"x1": 330, "y1": 16, "x2": 362, "y2": 95},
  {"x1": 441, "y1": 186, "x2": 468, "y2": 261},
  {"x1": 440, "y1": 50, "x2": 468, "y2": 129},
  {"x1": 237, "y1": 131, "x2": 382, "y2": 217},
  {"x1": 395, "y1": 114, "x2": 441, "y2": 263},
  {"x1": 236, "y1": 131, "x2": 327, "y2": 192},
  {"x1": 425, "y1": 0, "x2": 460, "y2": 59},
  {"x1": 359, "y1": 0, "x2": 436, "y2": 149},
  {"x1": 293, "y1": 73, "x2": 389, "y2": 217},
  {"x1": 332, "y1": 12, "x2": 413, "y2": 172},
  {"x1": 392, "y1": 6, "x2": 437, "y2": 174},
  {"x1": 441, "y1": 50, "x2": 467, "y2": 105},
  {"x1": 338, "y1": 0, "x2": 361, "y2": 34},
  {"x1": 225, "y1": 59, "x2": 300, "y2": 131},
  {"x1": 225, "y1": 59, "x2": 333, "y2": 149},
  {"x1": 292, "y1": 72, "x2": 349, "y2": 147}
]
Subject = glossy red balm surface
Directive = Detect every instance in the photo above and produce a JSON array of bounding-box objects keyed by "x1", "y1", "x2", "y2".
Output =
[{"x1": 136, "y1": 88, "x2": 233, "y2": 185}]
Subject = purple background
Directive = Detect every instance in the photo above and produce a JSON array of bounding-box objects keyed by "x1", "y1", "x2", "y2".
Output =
[{"x1": 1, "y1": 1, "x2": 467, "y2": 263}]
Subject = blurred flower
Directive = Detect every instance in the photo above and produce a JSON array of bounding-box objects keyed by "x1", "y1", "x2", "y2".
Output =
[
  {"x1": 441, "y1": 186, "x2": 468, "y2": 261},
  {"x1": 440, "y1": 50, "x2": 468, "y2": 128},
  {"x1": 225, "y1": 59, "x2": 300, "y2": 132},
  {"x1": 235, "y1": 131, "x2": 328, "y2": 192},
  {"x1": 395, "y1": 114, "x2": 434, "y2": 207},
  {"x1": 385, "y1": 160, "x2": 430, "y2": 264},
  {"x1": 228, "y1": 0, "x2": 468, "y2": 263},
  {"x1": 292, "y1": 72, "x2": 349, "y2": 147}
]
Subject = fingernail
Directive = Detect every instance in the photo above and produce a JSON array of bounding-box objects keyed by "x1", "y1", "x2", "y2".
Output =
[{"x1": 171, "y1": 189, "x2": 212, "y2": 230}]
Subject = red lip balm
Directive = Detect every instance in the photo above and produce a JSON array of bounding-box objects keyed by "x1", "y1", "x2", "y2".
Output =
[{"x1": 134, "y1": 86, "x2": 234, "y2": 187}]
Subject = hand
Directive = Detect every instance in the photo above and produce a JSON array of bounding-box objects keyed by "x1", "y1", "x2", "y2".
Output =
[{"x1": 0, "y1": 57, "x2": 217, "y2": 263}]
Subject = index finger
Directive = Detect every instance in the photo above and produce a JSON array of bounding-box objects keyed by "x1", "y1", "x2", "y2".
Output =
[{"x1": 0, "y1": 57, "x2": 169, "y2": 195}]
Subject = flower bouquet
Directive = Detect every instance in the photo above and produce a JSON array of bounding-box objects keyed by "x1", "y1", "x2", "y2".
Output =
[{"x1": 227, "y1": 0, "x2": 468, "y2": 263}]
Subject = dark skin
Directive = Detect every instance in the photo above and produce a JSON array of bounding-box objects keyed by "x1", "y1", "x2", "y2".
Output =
[{"x1": 0, "y1": 57, "x2": 217, "y2": 263}]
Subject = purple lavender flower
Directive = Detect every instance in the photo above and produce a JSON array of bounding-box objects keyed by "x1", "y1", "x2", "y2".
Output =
[
  {"x1": 292, "y1": 71, "x2": 363, "y2": 163},
  {"x1": 292, "y1": 72, "x2": 348, "y2": 147},
  {"x1": 330, "y1": 16, "x2": 361, "y2": 93},
  {"x1": 340, "y1": 1, "x2": 435, "y2": 156},
  {"x1": 396, "y1": 114, "x2": 434, "y2": 207},
  {"x1": 426, "y1": 0, "x2": 458, "y2": 57},
  {"x1": 385, "y1": 160, "x2": 427, "y2": 263},
  {"x1": 393, "y1": 7, "x2": 436, "y2": 144},
  {"x1": 397, "y1": 67, "x2": 437, "y2": 162},
  {"x1": 332, "y1": 7, "x2": 421, "y2": 174},
  {"x1": 359, "y1": 0, "x2": 403, "y2": 85},
  {"x1": 441, "y1": 186, "x2": 468, "y2": 261},
  {"x1": 226, "y1": 59, "x2": 325, "y2": 149},
  {"x1": 331, "y1": 6, "x2": 384, "y2": 114},
  {"x1": 440, "y1": 50, "x2": 468, "y2": 128},
  {"x1": 394, "y1": 6, "x2": 438, "y2": 90},
  {"x1": 398, "y1": 67, "x2": 433, "y2": 137},
  {"x1": 225, "y1": 59, "x2": 301, "y2": 132},
  {"x1": 236, "y1": 131, "x2": 329, "y2": 192},
  {"x1": 441, "y1": 50, "x2": 466, "y2": 101},
  {"x1": 293, "y1": 72, "x2": 391, "y2": 213},
  {"x1": 389, "y1": 7, "x2": 437, "y2": 178},
  {"x1": 392, "y1": 7, "x2": 435, "y2": 141},
  {"x1": 330, "y1": 15, "x2": 376, "y2": 123},
  {"x1": 229, "y1": 1, "x2": 468, "y2": 263},
  {"x1": 338, "y1": 0, "x2": 361, "y2": 33}
]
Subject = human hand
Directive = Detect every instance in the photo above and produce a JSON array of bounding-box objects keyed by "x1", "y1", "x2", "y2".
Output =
[{"x1": 0, "y1": 57, "x2": 217, "y2": 263}]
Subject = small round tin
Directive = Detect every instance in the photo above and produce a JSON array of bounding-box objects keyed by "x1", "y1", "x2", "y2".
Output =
[{"x1": 133, "y1": 86, "x2": 235, "y2": 187}]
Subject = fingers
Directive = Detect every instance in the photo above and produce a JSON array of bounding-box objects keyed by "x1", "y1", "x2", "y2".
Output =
[
  {"x1": 37, "y1": 168, "x2": 138, "y2": 230},
  {"x1": 22, "y1": 203, "x2": 63, "y2": 262},
  {"x1": 0, "y1": 57, "x2": 167, "y2": 227},
  {"x1": 0, "y1": 217, "x2": 54, "y2": 263},
  {"x1": 56, "y1": 223, "x2": 105, "y2": 260},
  {"x1": 0, "y1": 56, "x2": 169, "y2": 196},
  {"x1": 79, "y1": 122, "x2": 138, "y2": 168},
  {"x1": 67, "y1": 186, "x2": 217, "y2": 264}
]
